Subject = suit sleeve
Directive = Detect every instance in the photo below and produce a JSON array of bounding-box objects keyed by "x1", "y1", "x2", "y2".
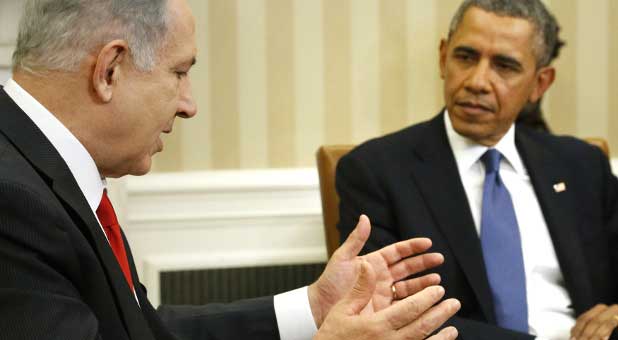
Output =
[
  {"x1": 157, "y1": 297, "x2": 279, "y2": 340},
  {"x1": 335, "y1": 151, "x2": 535, "y2": 340},
  {"x1": 0, "y1": 181, "x2": 102, "y2": 340}
]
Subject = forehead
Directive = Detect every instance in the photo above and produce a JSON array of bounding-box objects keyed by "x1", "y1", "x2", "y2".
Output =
[
  {"x1": 160, "y1": 0, "x2": 197, "y2": 64},
  {"x1": 449, "y1": 7, "x2": 536, "y2": 60}
]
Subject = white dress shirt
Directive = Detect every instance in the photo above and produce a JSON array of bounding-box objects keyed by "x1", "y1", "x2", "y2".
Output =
[
  {"x1": 4, "y1": 78, "x2": 318, "y2": 339},
  {"x1": 444, "y1": 112, "x2": 575, "y2": 339}
]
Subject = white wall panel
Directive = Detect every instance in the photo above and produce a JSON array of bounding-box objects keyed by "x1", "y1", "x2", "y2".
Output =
[{"x1": 109, "y1": 168, "x2": 325, "y2": 307}]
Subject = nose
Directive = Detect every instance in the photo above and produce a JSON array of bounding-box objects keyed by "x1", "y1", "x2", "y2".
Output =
[
  {"x1": 464, "y1": 59, "x2": 491, "y2": 95},
  {"x1": 176, "y1": 77, "x2": 197, "y2": 119}
]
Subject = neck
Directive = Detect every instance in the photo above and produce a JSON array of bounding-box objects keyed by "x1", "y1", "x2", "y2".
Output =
[
  {"x1": 12, "y1": 68, "x2": 103, "y2": 166},
  {"x1": 13, "y1": 68, "x2": 86, "y2": 117}
]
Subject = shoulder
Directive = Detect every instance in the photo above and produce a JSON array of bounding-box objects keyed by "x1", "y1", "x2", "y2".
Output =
[
  {"x1": 344, "y1": 118, "x2": 435, "y2": 164},
  {"x1": 517, "y1": 126, "x2": 607, "y2": 164},
  {"x1": 0, "y1": 133, "x2": 64, "y2": 223},
  {"x1": 0, "y1": 132, "x2": 49, "y2": 192}
]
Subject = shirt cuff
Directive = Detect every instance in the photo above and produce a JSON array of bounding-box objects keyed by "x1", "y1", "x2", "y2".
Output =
[{"x1": 274, "y1": 286, "x2": 318, "y2": 340}]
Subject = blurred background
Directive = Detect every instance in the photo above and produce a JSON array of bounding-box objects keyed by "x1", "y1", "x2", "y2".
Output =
[
  {"x1": 1, "y1": 0, "x2": 617, "y2": 307},
  {"x1": 155, "y1": 0, "x2": 618, "y2": 171},
  {"x1": 2, "y1": 0, "x2": 617, "y2": 171}
]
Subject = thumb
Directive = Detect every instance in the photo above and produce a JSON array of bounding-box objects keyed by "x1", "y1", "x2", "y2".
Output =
[
  {"x1": 340, "y1": 259, "x2": 376, "y2": 315},
  {"x1": 335, "y1": 214, "x2": 371, "y2": 260}
]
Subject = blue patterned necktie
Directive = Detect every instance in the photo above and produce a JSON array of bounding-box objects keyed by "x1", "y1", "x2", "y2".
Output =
[{"x1": 480, "y1": 149, "x2": 528, "y2": 332}]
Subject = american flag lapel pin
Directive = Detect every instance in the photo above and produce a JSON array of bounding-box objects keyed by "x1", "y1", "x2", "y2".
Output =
[{"x1": 553, "y1": 182, "x2": 566, "y2": 193}]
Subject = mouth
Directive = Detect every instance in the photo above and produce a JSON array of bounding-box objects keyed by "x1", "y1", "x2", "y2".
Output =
[
  {"x1": 156, "y1": 123, "x2": 174, "y2": 153},
  {"x1": 154, "y1": 135, "x2": 164, "y2": 153},
  {"x1": 455, "y1": 101, "x2": 494, "y2": 115}
]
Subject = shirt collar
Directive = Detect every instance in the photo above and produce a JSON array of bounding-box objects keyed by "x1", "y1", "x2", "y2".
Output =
[
  {"x1": 444, "y1": 111, "x2": 527, "y2": 176},
  {"x1": 4, "y1": 78, "x2": 105, "y2": 213}
]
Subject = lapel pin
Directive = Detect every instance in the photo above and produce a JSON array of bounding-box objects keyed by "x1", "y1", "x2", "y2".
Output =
[{"x1": 553, "y1": 182, "x2": 566, "y2": 193}]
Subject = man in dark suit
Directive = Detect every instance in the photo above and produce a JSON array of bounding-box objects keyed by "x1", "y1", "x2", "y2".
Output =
[
  {"x1": 0, "y1": 0, "x2": 463, "y2": 339},
  {"x1": 337, "y1": 1, "x2": 618, "y2": 340}
]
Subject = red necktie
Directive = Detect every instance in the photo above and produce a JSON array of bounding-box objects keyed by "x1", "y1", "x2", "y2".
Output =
[{"x1": 96, "y1": 190, "x2": 134, "y2": 291}]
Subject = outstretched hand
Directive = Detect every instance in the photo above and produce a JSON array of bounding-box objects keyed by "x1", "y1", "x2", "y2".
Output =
[
  {"x1": 314, "y1": 259, "x2": 460, "y2": 340},
  {"x1": 308, "y1": 215, "x2": 447, "y2": 327}
]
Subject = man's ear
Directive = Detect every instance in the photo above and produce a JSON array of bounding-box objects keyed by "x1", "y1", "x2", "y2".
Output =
[
  {"x1": 439, "y1": 39, "x2": 448, "y2": 80},
  {"x1": 92, "y1": 40, "x2": 129, "y2": 103},
  {"x1": 529, "y1": 66, "x2": 555, "y2": 103}
]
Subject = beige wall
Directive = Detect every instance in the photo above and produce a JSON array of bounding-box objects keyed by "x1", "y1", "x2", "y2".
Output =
[{"x1": 154, "y1": 0, "x2": 618, "y2": 171}]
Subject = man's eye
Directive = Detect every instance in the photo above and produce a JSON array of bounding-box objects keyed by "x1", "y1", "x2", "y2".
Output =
[
  {"x1": 495, "y1": 62, "x2": 517, "y2": 72},
  {"x1": 454, "y1": 53, "x2": 474, "y2": 62},
  {"x1": 175, "y1": 71, "x2": 188, "y2": 79}
]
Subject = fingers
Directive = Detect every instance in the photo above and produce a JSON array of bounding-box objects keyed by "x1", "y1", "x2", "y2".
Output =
[
  {"x1": 427, "y1": 326, "x2": 459, "y2": 340},
  {"x1": 389, "y1": 253, "x2": 444, "y2": 282},
  {"x1": 334, "y1": 215, "x2": 371, "y2": 261},
  {"x1": 392, "y1": 273, "x2": 441, "y2": 300},
  {"x1": 571, "y1": 304, "x2": 618, "y2": 340},
  {"x1": 380, "y1": 285, "x2": 446, "y2": 330},
  {"x1": 571, "y1": 304, "x2": 608, "y2": 339},
  {"x1": 400, "y1": 299, "x2": 461, "y2": 339},
  {"x1": 374, "y1": 237, "x2": 433, "y2": 265},
  {"x1": 340, "y1": 259, "x2": 376, "y2": 315}
]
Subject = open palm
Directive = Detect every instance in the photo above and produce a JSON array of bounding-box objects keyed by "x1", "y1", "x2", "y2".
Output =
[{"x1": 309, "y1": 215, "x2": 444, "y2": 325}]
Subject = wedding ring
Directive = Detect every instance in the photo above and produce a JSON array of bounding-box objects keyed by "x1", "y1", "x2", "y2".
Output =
[{"x1": 391, "y1": 284, "x2": 398, "y2": 300}]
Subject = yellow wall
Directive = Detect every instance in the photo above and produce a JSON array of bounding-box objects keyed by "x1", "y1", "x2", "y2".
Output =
[{"x1": 154, "y1": 0, "x2": 618, "y2": 171}]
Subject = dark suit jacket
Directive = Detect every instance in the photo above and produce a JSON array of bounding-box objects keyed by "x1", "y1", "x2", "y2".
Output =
[
  {"x1": 336, "y1": 112, "x2": 618, "y2": 340},
  {"x1": 0, "y1": 87, "x2": 280, "y2": 340}
]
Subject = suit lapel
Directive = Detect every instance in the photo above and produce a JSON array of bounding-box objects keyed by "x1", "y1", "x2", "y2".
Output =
[
  {"x1": 125, "y1": 232, "x2": 178, "y2": 340},
  {"x1": 516, "y1": 130, "x2": 594, "y2": 314},
  {"x1": 53, "y1": 178, "x2": 156, "y2": 340},
  {"x1": 409, "y1": 113, "x2": 496, "y2": 322},
  {"x1": 0, "y1": 89, "x2": 154, "y2": 339}
]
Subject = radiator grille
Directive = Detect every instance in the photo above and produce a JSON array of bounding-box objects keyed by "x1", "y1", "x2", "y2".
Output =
[{"x1": 160, "y1": 263, "x2": 326, "y2": 305}]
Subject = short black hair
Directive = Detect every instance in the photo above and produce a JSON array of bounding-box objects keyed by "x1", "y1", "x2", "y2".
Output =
[{"x1": 448, "y1": 0, "x2": 565, "y2": 67}]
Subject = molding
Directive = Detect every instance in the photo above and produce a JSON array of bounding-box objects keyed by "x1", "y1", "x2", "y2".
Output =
[
  {"x1": 122, "y1": 168, "x2": 321, "y2": 229},
  {"x1": 126, "y1": 168, "x2": 319, "y2": 193}
]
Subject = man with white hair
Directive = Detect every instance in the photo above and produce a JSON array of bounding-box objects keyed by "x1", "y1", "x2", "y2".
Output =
[{"x1": 0, "y1": 0, "x2": 461, "y2": 339}]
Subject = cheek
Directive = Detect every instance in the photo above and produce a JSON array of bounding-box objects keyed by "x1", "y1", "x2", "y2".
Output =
[
  {"x1": 495, "y1": 82, "x2": 528, "y2": 109},
  {"x1": 159, "y1": 86, "x2": 181, "y2": 115},
  {"x1": 444, "y1": 66, "x2": 468, "y2": 96},
  {"x1": 442, "y1": 74, "x2": 458, "y2": 98},
  {"x1": 146, "y1": 95, "x2": 178, "y2": 125}
]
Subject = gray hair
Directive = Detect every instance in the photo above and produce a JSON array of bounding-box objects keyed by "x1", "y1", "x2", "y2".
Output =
[
  {"x1": 448, "y1": 0, "x2": 562, "y2": 67},
  {"x1": 12, "y1": 0, "x2": 170, "y2": 73}
]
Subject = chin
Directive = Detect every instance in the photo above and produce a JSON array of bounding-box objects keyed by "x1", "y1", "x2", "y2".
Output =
[
  {"x1": 130, "y1": 167, "x2": 152, "y2": 176},
  {"x1": 131, "y1": 164, "x2": 153, "y2": 176},
  {"x1": 452, "y1": 121, "x2": 492, "y2": 144},
  {"x1": 127, "y1": 157, "x2": 154, "y2": 176}
]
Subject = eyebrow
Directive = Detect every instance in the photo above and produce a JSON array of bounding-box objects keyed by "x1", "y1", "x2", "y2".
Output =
[
  {"x1": 453, "y1": 45, "x2": 523, "y2": 70},
  {"x1": 453, "y1": 46, "x2": 479, "y2": 56}
]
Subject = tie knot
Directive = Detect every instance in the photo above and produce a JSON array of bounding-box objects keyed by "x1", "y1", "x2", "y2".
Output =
[
  {"x1": 96, "y1": 190, "x2": 118, "y2": 228},
  {"x1": 481, "y1": 149, "x2": 502, "y2": 174}
]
